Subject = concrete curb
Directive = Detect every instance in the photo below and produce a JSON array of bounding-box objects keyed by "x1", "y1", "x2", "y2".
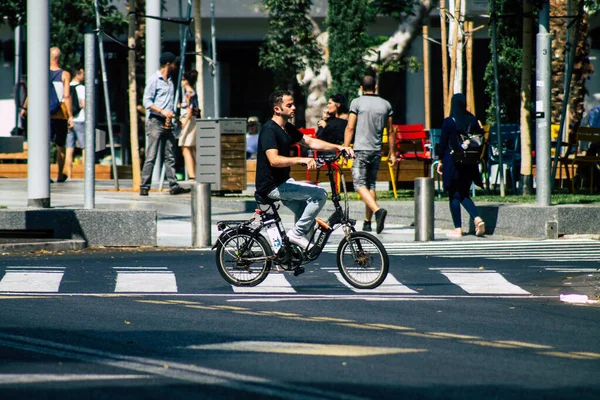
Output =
[{"x1": 209, "y1": 198, "x2": 600, "y2": 239}]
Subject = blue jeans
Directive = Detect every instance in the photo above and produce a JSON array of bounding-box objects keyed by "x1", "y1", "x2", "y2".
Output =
[{"x1": 268, "y1": 178, "x2": 328, "y2": 236}]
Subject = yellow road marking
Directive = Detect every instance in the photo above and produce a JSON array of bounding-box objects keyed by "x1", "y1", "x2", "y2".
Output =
[
  {"x1": 185, "y1": 305, "x2": 219, "y2": 310},
  {"x1": 538, "y1": 351, "x2": 600, "y2": 360},
  {"x1": 308, "y1": 317, "x2": 355, "y2": 323},
  {"x1": 213, "y1": 305, "x2": 250, "y2": 311},
  {"x1": 185, "y1": 341, "x2": 428, "y2": 357},
  {"x1": 336, "y1": 323, "x2": 385, "y2": 330},
  {"x1": 400, "y1": 332, "x2": 449, "y2": 339},
  {"x1": 135, "y1": 300, "x2": 173, "y2": 305},
  {"x1": 494, "y1": 340, "x2": 553, "y2": 349},
  {"x1": 366, "y1": 324, "x2": 415, "y2": 331},
  {"x1": 259, "y1": 311, "x2": 302, "y2": 317},
  {"x1": 462, "y1": 340, "x2": 519, "y2": 348},
  {"x1": 164, "y1": 300, "x2": 202, "y2": 305},
  {"x1": 232, "y1": 311, "x2": 267, "y2": 316},
  {"x1": 280, "y1": 316, "x2": 322, "y2": 322},
  {"x1": 426, "y1": 332, "x2": 481, "y2": 340},
  {"x1": 571, "y1": 352, "x2": 600, "y2": 359}
]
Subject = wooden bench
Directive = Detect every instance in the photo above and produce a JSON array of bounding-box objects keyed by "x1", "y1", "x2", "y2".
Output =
[{"x1": 570, "y1": 127, "x2": 600, "y2": 193}]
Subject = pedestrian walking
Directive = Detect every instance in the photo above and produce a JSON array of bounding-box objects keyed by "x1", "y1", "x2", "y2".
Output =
[
  {"x1": 140, "y1": 52, "x2": 190, "y2": 196},
  {"x1": 436, "y1": 93, "x2": 486, "y2": 237},
  {"x1": 178, "y1": 69, "x2": 199, "y2": 181},
  {"x1": 343, "y1": 76, "x2": 397, "y2": 234},
  {"x1": 65, "y1": 67, "x2": 85, "y2": 179},
  {"x1": 246, "y1": 116, "x2": 260, "y2": 159}
]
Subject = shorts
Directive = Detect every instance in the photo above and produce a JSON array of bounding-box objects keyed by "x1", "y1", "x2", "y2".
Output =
[
  {"x1": 351, "y1": 150, "x2": 382, "y2": 191},
  {"x1": 50, "y1": 119, "x2": 68, "y2": 147},
  {"x1": 67, "y1": 121, "x2": 85, "y2": 149}
]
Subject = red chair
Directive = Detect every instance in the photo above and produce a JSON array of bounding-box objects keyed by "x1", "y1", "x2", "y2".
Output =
[
  {"x1": 293, "y1": 128, "x2": 317, "y2": 180},
  {"x1": 393, "y1": 123, "x2": 431, "y2": 183}
]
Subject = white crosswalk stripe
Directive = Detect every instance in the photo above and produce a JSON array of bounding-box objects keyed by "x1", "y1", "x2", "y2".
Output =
[
  {"x1": 431, "y1": 268, "x2": 530, "y2": 295},
  {"x1": 113, "y1": 267, "x2": 178, "y2": 293},
  {"x1": 322, "y1": 239, "x2": 600, "y2": 262},
  {"x1": 231, "y1": 274, "x2": 296, "y2": 293},
  {"x1": 0, "y1": 267, "x2": 65, "y2": 292}
]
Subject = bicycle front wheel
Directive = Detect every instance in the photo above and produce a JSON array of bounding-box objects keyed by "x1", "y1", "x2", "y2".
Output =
[
  {"x1": 336, "y1": 232, "x2": 389, "y2": 289},
  {"x1": 216, "y1": 230, "x2": 272, "y2": 286}
]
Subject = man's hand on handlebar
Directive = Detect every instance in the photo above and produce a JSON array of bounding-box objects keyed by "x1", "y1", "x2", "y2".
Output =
[
  {"x1": 339, "y1": 146, "x2": 354, "y2": 159},
  {"x1": 301, "y1": 158, "x2": 318, "y2": 170}
]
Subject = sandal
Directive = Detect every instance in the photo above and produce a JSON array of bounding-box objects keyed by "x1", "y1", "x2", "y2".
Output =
[
  {"x1": 476, "y1": 221, "x2": 486, "y2": 236},
  {"x1": 446, "y1": 230, "x2": 463, "y2": 238}
]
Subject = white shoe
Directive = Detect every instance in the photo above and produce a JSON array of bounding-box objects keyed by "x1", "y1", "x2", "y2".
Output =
[{"x1": 287, "y1": 230, "x2": 310, "y2": 250}]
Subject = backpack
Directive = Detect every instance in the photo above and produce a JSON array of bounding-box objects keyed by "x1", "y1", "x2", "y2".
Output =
[
  {"x1": 450, "y1": 119, "x2": 484, "y2": 165},
  {"x1": 588, "y1": 106, "x2": 600, "y2": 128},
  {"x1": 71, "y1": 84, "x2": 82, "y2": 117},
  {"x1": 49, "y1": 79, "x2": 61, "y2": 115}
]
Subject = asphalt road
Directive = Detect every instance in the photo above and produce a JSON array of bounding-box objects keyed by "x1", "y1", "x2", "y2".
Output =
[{"x1": 0, "y1": 243, "x2": 599, "y2": 399}]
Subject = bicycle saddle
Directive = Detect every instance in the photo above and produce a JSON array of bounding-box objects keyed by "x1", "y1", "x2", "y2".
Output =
[{"x1": 254, "y1": 192, "x2": 277, "y2": 205}]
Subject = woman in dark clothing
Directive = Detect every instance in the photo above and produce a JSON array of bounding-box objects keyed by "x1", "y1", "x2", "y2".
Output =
[
  {"x1": 437, "y1": 93, "x2": 486, "y2": 237},
  {"x1": 316, "y1": 93, "x2": 348, "y2": 145}
]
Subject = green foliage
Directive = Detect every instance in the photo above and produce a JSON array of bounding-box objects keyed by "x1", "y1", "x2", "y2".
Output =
[
  {"x1": 259, "y1": 0, "x2": 323, "y2": 90},
  {"x1": 485, "y1": 0, "x2": 523, "y2": 125},
  {"x1": 585, "y1": 0, "x2": 600, "y2": 15},
  {"x1": 327, "y1": 0, "x2": 370, "y2": 102},
  {"x1": 0, "y1": 0, "x2": 126, "y2": 74},
  {"x1": 368, "y1": 0, "x2": 416, "y2": 21}
]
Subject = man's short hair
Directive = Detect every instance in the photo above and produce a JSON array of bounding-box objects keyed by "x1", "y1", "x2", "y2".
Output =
[
  {"x1": 361, "y1": 76, "x2": 377, "y2": 92},
  {"x1": 269, "y1": 90, "x2": 293, "y2": 114}
]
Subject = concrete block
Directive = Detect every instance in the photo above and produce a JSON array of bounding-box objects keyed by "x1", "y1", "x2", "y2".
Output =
[{"x1": 0, "y1": 209, "x2": 157, "y2": 247}]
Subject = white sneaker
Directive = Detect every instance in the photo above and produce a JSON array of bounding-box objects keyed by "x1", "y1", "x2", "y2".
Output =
[{"x1": 286, "y1": 230, "x2": 311, "y2": 250}]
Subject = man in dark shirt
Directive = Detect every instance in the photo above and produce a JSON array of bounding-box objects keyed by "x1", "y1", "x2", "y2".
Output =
[{"x1": 256, "y1": 90, "x2": 354, "y2": 249}]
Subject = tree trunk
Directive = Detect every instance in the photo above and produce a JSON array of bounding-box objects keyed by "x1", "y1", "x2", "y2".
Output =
[
  {"x1": 128, "y1": 0, "x2": 141, "y2": 189},
  {"x1": 520, "y1": 0, "x2": 533, "y2": 195}
]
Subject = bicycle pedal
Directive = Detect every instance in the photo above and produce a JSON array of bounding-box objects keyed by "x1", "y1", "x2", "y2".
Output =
[{"x1": 293, "y1": 267, "x2": 305, "y2": 276}]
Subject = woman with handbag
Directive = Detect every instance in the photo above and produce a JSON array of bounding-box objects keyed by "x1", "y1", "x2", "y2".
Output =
[{"x1": 436, "y1": 93, "x2": 486, "y2": 238}]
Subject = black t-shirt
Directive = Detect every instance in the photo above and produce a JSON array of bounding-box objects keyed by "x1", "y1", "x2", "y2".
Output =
[
  {"x1": 316, "y1": 117, "x2": 348, "y2": 145},
  {"x1": 255, "y1": 119, "x2": 304, "y2": 195}
]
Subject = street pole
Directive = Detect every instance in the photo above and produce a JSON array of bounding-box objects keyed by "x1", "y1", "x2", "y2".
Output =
[
  {"x1": 14, "y1": 25, "x2": 22, "y2": 134},
  {"x1": 210, "y1": 0, "x2": 219, "y2": 118},
  {"x1": 94, "y1": 0, "x2": 119, "y2": 191},
  {"x1": 491, "y1": 0, "x2": 505, "y2": 197},
  {"x1": 194, "y1": 0, "x2": 204, "y2": 116},
  {"x1": 535, "y1": 1, "x2": 552, "y2": 206},
  {"x1": 26, "y1": 0, "x2": 50, "y2": 208},
  {"x1": 84, "y1": 30, "x2": 96, "y2": 210},
  {"x1": 147, "y1": 0, "x2": 162, "y2": 186}
]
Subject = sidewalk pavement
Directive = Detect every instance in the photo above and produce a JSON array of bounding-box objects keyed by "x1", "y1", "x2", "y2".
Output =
[{"x1": 0, "y1": 179, "x2": 520, "y2": 251}]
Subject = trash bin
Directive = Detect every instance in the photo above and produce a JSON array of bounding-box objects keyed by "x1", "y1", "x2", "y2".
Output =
[{"x1": 196, "y1": 118, "x2": 247, "y2": 193}]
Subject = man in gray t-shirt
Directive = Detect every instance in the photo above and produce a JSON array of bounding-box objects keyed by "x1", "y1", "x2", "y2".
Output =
[{"x1": 344, "y1": 76, "x2": 396, "y2": 234}]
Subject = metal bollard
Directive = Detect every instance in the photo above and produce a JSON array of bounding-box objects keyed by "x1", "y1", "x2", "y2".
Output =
[
  {"x1": 192, "y1": 183, "x2": 211, "y2": 247},
  {"x1": 414, "y1": 177, "x2": 434, "y2": 242}
]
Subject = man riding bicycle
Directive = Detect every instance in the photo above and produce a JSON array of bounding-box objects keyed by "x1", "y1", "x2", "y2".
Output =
[{"x1": 256, "y1": 90, "x2": 354, "y2": 250}]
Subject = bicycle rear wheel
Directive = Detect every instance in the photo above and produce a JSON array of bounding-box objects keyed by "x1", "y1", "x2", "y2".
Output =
[
  {"x1": 336, "y1": 232, "x2": 389, "y2": 289},
  {"x1": 216, "y1": 230, "x2": 272, "y2": 286}
]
